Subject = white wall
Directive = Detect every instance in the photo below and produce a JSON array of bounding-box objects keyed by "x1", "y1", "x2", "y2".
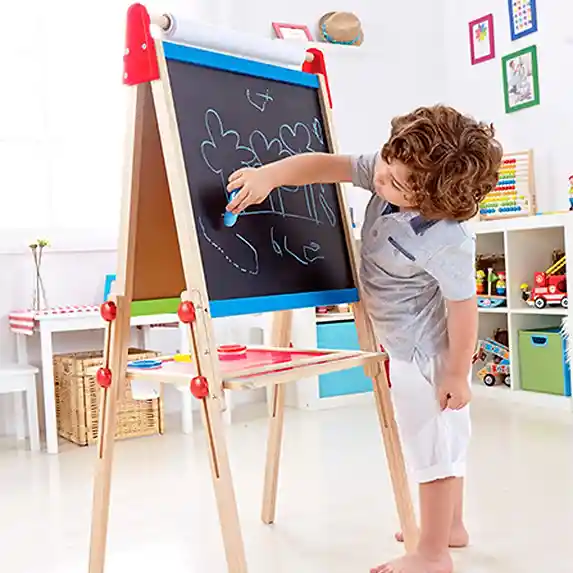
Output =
[
  {"x1": 443, "y1": 0, "x2": 573, "y2": 213},
  {"x1": 0, "y1": 0, "x2": 448, "y2": 432}
]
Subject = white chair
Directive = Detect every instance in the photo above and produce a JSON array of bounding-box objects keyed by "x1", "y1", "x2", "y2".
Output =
[{"x1": 0, "y1": 365, "x2": 40, "y2": 451}]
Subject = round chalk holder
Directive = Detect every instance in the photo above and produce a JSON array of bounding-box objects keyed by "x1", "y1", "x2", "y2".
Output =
[
  {"x1": 128, "y1": 358, "x2": 163, "y2": 370},
  {"x1": 217, "y1": 344, "x2": 247, "y2": 360}
]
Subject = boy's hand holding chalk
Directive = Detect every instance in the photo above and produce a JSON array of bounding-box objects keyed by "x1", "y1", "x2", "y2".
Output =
[
  {"x1": 227, "y1": 154, "x2": 354, "y2": 215},
  {"x1": 226, "y1": 166, "x2": 277, "y2": 214}
]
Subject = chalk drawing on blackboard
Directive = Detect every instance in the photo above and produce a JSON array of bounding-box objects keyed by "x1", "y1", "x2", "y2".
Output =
[
  {"x1": 312, "y1": 118, "x2": 324, "y2": 145},
  {"x1": 245, "y1": 88, "x2": 273, "y2": 112},
  {"x1": 318, "y1": 185, "x2": 337, "y2": 226},
  {"x1": 201, "y1": 109, "x2": 337, "y2": 239},
  {"x1": 279, "y1": 122, "x2": 319, "y2": 223},
  {"x1": 248, "y1": 130, "x2": 288, "y2": 216},
  {"x1": 241, "y1": 209, "x2": 319, "y2": 223},
  {"x1": 281, "y1": 236, "x2": 325, "y2": 266},
  {"x1": 270, "y1": 227, "x2": 283, "y2": 256},
  {"x1": 249, "y1": 130, "x2": 285, "y2": 166},
  {"x1": 279, "y1": 122, "x2": 314, "y2": 155},
  {"x1": 283, "y1": 236, "x2": 309, "y2": 266},
  {"x1": 198, "y1": 217, "x2": 260, "y2": 275},
  {"x1": 303, "y1": 241, "x2": 324, "y2": 263},
  {"x1": 201, "y1": 109, "x2": 256, "y2": 200}
]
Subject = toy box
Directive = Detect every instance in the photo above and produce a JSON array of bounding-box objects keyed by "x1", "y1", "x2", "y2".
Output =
[{"x1": 518, "y1": 327, "x2": 571, "y2": 396}]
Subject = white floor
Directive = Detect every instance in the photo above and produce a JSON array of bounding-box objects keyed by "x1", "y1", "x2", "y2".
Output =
[{"x1": 1, "y1": 394, "x2": 572, "y2": 573}]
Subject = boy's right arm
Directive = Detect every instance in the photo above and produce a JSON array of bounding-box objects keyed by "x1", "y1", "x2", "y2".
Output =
[{"x1": 226, "y1": 153, "x2": 352, "y2": 214}]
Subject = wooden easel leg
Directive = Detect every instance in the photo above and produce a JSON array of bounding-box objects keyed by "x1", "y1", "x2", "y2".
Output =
[
  {"x1": 89, "y1": 297, "x2": 131, "y2": 573},
  {"x1": 201, "y1": 396, "x2": 248, "y2": 573},
  {"x1": 351, "y1": 302, "x2": 418, "y2": 552},
  {"x1": 88, "y1": 394, "x2": 119, "y2": 573},
  {"x1": 371, "y1": 363, "x2": 419, "y2": 553},
  {"x1": 261, "y1": 311, "x2": 293, "y2": 524}
]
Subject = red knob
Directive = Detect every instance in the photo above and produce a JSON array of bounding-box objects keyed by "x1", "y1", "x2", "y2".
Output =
[
  {"x1": 190, "y1": 375, "x2": 209, "y2": 399},
  {"x1": 100, "y1": 301, "x2": 117, "y2": 322},
  {"x1": 178, "y1": 301, "x2": 196, "y2": 324},
  {"x1": 96, "y1": 367, "x2": 112, "y2": 389}
]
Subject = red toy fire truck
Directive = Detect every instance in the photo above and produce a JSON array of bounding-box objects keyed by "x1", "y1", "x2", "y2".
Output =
[{"x1": 521, "y1": 255, "x2": 567, "y2": 309}]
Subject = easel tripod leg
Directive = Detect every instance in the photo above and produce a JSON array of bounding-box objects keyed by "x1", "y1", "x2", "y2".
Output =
[
  {"x1": 261, "y1": 383, "x2": 286, "y2": 524},
  {"x1": 88, "y1": 298, "x2": 130, "y2": 573},
  {"x1": 201, "y1": 396, "x2": 248, "y2": 573},
  {"x1": 260, "y1": 311, "x2": 292, "y2": 525},
  {"x1": 372, "y1": 364, "x2": 419, "y2": 552},
  {"x1": 88, "y1": 391, "x2": 119, "y2": 573}
]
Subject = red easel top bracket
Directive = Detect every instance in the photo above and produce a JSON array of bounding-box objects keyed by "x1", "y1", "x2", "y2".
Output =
[
  {"x1": 303, "y1": 48, "x2": 333, "y2": 108},
  {"x1": 123, "y1": 3, "x2": 160, "y2": 85}
]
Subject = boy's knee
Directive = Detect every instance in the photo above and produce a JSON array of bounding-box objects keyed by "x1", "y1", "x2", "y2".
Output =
[{"x1": 401, "y1": 411, "x2": 471, "y2": 483}]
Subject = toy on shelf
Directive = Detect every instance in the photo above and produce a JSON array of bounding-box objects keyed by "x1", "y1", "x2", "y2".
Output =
[
  {"x1": 495, "y1": 271, "x2": 506, "y2": 295},
  {"x1": 476, "y1": 270, "x2": 486, "y2": 294},
  {"x1": 479, "y1": 150, "x2": 536, "y2": 220},
  {"x1": 520, "y1": 250, "x2": 568, "y2": 309},
  {"x1": 569, "y1": 175, "x2": 573, "y2": 211},
  {"x1": 476, "y1": 254, "x2": 507, "y2": 308},
  {"x1": 473, "y1": 329, "x2": 510, "y2": 387}
]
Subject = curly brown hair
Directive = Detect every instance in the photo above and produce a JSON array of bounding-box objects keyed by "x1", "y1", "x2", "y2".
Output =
[{"x1": 381, "y1": 105, "x2": 503, "y2": 221}]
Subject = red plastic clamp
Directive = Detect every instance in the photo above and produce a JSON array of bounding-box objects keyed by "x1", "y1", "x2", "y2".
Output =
[
  {"x1": 100, "y1": 301, "x2": 117, "y2": 322},
  {"x1": 96, "y1": 367, "x2": 113, "y2": 389},
  {"x1": 178, "y1": 301, "x2": 197, "y2": 324},
  {"x1": 190, "y1": 376, "x2": 209, "y2": 400},
  {"x1": 123, "y1": 3, "x2": 160, "y2": 85},
  {"x1": 302, "y1": 48, "x2": 333, "y2": 108}
]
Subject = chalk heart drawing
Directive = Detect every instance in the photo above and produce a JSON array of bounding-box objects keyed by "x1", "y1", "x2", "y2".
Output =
[
  {"x1": 279, "y1": 122, "x2": 313, "y2": 155},
  {"x1": 249, "y1": 130, "x2": 283, "y2": 166},
  {"x1": 201, "y1": 109, "x2": 255, "y2": 175},
  {"x1": 250, "y1": 130, "x2": 300, "y2": 193}
]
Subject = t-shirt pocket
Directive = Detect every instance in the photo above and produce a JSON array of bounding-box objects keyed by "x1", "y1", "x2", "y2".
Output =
[{"x1": 378, "y1": 236, "x2": 423, "y2": 279}]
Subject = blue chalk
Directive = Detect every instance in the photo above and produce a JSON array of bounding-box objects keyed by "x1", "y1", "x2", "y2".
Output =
[
  {"x1": 224, "y1": 211, "x2": 238, "y2": 227},
  {"x1": 223, "y1": 190, "x2": 240, "y2": 227}
]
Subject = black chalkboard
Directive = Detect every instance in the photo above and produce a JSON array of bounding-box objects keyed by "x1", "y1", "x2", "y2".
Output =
[{"x1": 165, "y1": 44, "x2": 356, "y2": 317}]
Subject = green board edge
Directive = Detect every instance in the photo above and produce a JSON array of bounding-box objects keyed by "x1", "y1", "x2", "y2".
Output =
[{"x1": 131, "y1": 298, "x2": 181, "y2": 317}]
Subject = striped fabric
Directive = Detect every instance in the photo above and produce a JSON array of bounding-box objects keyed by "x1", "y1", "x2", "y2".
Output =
[{"x1": 8, "y1": 305, "x2": 100, "y2": 335}]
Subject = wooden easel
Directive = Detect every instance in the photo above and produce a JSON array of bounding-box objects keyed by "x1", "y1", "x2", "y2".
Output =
[{"x1": 88, "y1": 5, "x2": 417, "y2": 573}]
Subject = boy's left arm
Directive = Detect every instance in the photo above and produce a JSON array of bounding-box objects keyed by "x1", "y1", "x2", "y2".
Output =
[
  {"x1": 423, "y1": 232, "x2": 477, "y2": 410},
  {"x1": 442, "y1": 296, "x2": 478, "y2": 410}
]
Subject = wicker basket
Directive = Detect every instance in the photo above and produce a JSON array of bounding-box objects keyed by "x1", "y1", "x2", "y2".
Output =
[{"x1": 53, "y1": 348, "x2": 164, "y2": 446}]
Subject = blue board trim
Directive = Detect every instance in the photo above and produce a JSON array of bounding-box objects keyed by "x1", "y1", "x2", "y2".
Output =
[
  {"x1": 163, "y1": 41, "x2": 319, "y2": 89},
  {"x1": 209, "y1": 288, "x2": 359, "y2": 318}
]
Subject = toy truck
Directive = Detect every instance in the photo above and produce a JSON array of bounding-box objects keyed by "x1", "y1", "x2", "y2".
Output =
[
  {"x1": 473, "y1": 338, "x2": 511, "y2": 387},
  {"x1": 521, "y1": 255, "x2": 567, "y2": 309}
]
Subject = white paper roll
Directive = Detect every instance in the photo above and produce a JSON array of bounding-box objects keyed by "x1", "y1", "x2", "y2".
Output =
[{"x1": 156, "y1": 13, "x2": 310, "y2": 67}]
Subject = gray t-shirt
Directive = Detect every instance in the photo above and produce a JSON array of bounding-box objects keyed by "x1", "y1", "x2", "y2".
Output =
[{"x1": 351, "y1": 153, "x2": 476, "y2": 362}]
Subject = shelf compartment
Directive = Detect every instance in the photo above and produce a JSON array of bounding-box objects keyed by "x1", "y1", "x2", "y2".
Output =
[{"x1": 505, "y1": 227, "x2": 566, "y2": 312}]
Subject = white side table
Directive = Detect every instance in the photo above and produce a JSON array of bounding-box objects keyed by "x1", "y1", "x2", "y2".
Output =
[{"x1": 10, "y1": 307, "x2": 189, "y2": 454}]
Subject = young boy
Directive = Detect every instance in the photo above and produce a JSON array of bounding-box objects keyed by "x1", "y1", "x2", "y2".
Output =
[{"x1": 226, "y1": 105, "x2": 503, "y2": 573}]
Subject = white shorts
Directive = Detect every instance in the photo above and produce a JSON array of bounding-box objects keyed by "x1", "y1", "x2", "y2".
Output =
[{"x1": 389, "y1": 353, "x2": 471, "y2": 484}]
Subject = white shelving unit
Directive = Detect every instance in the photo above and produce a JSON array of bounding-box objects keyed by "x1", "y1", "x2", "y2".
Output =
[
  {"x1": 283, "y1": 214, "x2": 573, "y2": 413},
  {"x1": 470, "y1": 213, "x2": 572, "y2": 411}
]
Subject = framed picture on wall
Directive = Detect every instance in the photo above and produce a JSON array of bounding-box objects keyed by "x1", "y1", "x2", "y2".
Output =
[
  {"x1": 502, "y1": 45, "x2": 540, "y2": 113},
  {"x1": 272, "y1": 23, "x2": 313, "y2": 41},
  {"x1": 469, "y1": 14, "x2": 495, "y2": 65},
  {"x1": 508, "y1": 0, "x2": 538, "y2": 41}
]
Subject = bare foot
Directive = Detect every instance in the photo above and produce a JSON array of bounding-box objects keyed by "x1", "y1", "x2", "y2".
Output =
[
  {"x1": 370, "y1": 551, "x2": 453, "y2": 573},
  {"x1": 394, "y1": 525, "x2": 469, "y2": 548}
]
